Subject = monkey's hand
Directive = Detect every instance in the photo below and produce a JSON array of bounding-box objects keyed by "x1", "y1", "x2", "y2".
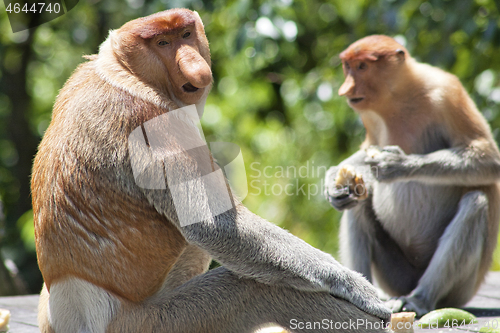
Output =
[
  {"x1": 385, "y1": 295, "x2": 431, "y2": 318},
  {"x1": 325, "y1": 165, "x2": 369, "y2": 211},
  {"x1": 364, "y1": 145, "x2": 417, "y2": 182},
  {"x1": 326, "y1": 266, "x2": 392, "y2": 321}
]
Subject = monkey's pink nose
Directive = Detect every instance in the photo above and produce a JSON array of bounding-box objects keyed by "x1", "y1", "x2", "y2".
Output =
[
  {"x1": 339, "y1": 75, "x2": 355, "y2": 97},
  {"x1": 177, "y1": 45, "x2": 212, "y2": 89}
]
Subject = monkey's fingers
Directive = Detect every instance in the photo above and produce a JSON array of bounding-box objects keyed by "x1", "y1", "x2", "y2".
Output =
[
  {"x1": 365, "y1": 146, "x2": 383, "y2": 158},
  {"x1": 385, "y1": 296, "x2": 430, "y2": 318},
  {"x1": 381, "y1": 145, "x2": 405, "y2": 155},
  {"x1": 385, "y1": 298, "x2": 405, "y2": 313},
  {"x1": 327, "y1": 193, "x2": 359, "y2": 211}
]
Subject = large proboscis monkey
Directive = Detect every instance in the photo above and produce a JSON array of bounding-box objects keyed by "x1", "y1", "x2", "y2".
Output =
[
  {"x1": 325, "y1": 34, "x2": 500, "y2": 317},
  {"x1": 32, "y1": 10, "x2": 391, "y2": 333}
]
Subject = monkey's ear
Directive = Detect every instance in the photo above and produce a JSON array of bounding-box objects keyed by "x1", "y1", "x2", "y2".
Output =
[{"x1": 395, "y1": 49, "x2": 405, "y2": 61}]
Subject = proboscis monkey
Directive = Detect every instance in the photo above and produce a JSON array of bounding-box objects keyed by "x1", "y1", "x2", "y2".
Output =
[
  {"x1": 32, "y1": 10, "x2": 391, "y2": 333},
  {"x1": 325, "y1": 34, "x2": 500, "y2": 316}
]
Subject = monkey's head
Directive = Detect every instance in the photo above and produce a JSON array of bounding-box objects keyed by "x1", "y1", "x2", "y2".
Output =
[
  {"x1": 338, "y1": 35, "x2": 409, "y2": 112},
  {"x1": 109, "y1": 9, "x2": 212, "y2": 106}
]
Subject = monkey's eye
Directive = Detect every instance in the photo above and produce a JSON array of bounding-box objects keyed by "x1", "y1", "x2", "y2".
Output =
[
  {"x1": 358, "y1": 62, "x2": 367, "y2": 70},
  {"x1": 157, "y1": 40, "x2": 169, "y2": 46},
  {"x1": 182, "y1": 31, "x2": 191, "y2": 39},
  {"x1": 344, "y1": 62, "x2": 350, "y2": 70}
]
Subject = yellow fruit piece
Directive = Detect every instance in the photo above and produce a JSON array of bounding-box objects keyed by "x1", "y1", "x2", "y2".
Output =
[
  {"x1": 417, "y1": 308, "x2": 477, "y2": 329},
  {"x1": 391, "y1": 312, "x2": 415, "y2": 332},
  {"x1": 335, "y1": 165, "x2": 368, "y2": 199},
  {"x1": 0, "y1": 309, "x2": 10, "y2": 332},
  {"x1": 354, "y1": 174, "x2": 368, "y2": 200},
  {"x1": 254, "y1": 325, "x2": 290, "y2": 333},
  {"x1": 335, "y1": 165, "x2": 356, "y2": 187}
]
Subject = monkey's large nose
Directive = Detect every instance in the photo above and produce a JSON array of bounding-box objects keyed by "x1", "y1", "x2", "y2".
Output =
[
  {"x1": 338, "y1": 75, "x2": 355, "y2": 96},
  {"x1": 177, "y1": 45, "x2": 212, "y2": 89}
]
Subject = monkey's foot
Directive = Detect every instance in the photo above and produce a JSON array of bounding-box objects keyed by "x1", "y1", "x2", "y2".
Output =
[
  {"x1": 375, "y1": 287, "x2": 390, "y2": 301},
  {"x1": 385, "y1": 296, "x2": 431, "y2": 318}
]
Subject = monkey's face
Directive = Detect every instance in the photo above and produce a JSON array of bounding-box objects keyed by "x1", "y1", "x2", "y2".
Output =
[
  {"x1": 114, "y1": 9, "x2": 212, "y2": 106},
  {"x1": 338, "y1": 60, "x2": 380, "y2": 112},
  {"x1": 338, "y1": 35, "x2": 407, "y2": 113},
  {"x1": 151, "y1": 23, "x2": 212, "y2": 106},
  {"x1": 144, "y1": 15, "x2": 211, "y2": 106}
]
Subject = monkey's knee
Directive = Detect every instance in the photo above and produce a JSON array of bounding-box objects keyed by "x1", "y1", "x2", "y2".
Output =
[
  {"x1": 460, "y1": 190, "x2": 488, "y2": 212},
  {"x1": 449, "y1": 190, "x2": 489, "y2": 240},
  {"x1": 43, "y1": 278, "x2": 119, "y2": 333},
  {"x1": 38, "y1": 284, "x2": 55, "y2": 333}
]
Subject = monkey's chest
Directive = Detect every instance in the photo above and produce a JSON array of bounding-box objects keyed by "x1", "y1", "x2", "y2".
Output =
[{"x1": 372, "y1": 182, "x2": 462, "y2": 261}]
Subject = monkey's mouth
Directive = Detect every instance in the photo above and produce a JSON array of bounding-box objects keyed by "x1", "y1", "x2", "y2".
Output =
[
  {"x1": 349, "y1": 97, "x2": 365, "y2": 104},
  {"x1": 182, "y1": 82, "x2": 200, "y2": 93}
]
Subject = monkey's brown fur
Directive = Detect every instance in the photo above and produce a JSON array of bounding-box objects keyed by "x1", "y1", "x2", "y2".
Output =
[{"x1": 33, "y1": 11, "x2": 391, "y2": 333}]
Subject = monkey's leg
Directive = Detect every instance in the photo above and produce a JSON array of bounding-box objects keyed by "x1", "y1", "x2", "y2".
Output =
[
  {"x1": 149, "y1": 244, "x2": 212, "y2": 296},
  {"x1": 339, "y1": 202, "x2": 375, "y2": 281},
  {"x1": 340, "y1": 200, "x2": 423, "y2": 296},
  {"x1": 387, "y1": 190, "x2": 488, "y2": 316},
  {"x1": 38, "y1": 284, "x2": 54, "y2": 333},
  {"x1": 38, "y1": 245, "x2": 212, "y2": 333},
  {"x1": 108, "y1": 267, "x2": 389, "y2": 333}
]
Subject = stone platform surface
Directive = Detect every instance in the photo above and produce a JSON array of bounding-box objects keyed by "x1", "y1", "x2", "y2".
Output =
[{"x1": 0, "y1": 271, "x2": 499, "y2": 332}]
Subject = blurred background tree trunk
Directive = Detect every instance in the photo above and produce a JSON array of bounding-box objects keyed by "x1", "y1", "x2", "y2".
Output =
[{"x1": 0, "y1": 200, "x2": 23, "y2": 296}]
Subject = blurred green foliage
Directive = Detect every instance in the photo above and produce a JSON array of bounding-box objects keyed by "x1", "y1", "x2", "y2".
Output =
[{"x1": 0, "y1": 0, "x2": 499, "y2": 293}]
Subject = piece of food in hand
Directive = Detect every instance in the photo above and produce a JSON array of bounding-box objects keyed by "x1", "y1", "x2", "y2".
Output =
[
  {"x1": 391, "y1": 312, "x2": 415, "y2": 332},
  {"x1": 353, "y1": 174, "x2": 368, "y2": 200},
  {"x1": 335, "y1": 165, "x2": 356, "y2": 186},
  {"x1": 0, "y1": 309, "x2": 10, "y2": 332},
  {"x1": 417, "y1": 308, "x2": 477, "y2": 328},
  {"x1": 335, "y1": 165, "x2": 368, "y2": 199}
]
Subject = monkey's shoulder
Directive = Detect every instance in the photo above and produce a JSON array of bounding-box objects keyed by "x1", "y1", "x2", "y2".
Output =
[
  {"x1": 414, "y1": 62, "x2": 460, "y2": 87},
  {"x1": 412, "y1": 62, "x2": 464, "y2": 103}
]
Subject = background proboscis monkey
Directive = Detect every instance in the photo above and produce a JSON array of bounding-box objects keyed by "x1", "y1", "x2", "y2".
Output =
[{"x1": 325, "y1": 34, "x2": 500, "y2": 316}]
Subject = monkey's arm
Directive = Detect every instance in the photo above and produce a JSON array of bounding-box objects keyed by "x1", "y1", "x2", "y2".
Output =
[
  {"x1": 365, "y1": 143, "x2": 500, "y2": 186},
  {"x1": 141, "y1": 187, "x2": 390, "y2": 320}
]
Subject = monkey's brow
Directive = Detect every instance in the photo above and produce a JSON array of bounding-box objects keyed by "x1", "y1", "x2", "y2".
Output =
[
  {"x1": 165, "y1": 22, "x2": 195, "y2": 33},
  {"x1": 139, "y1": 21, "x2": 195, "y2": 39}
]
